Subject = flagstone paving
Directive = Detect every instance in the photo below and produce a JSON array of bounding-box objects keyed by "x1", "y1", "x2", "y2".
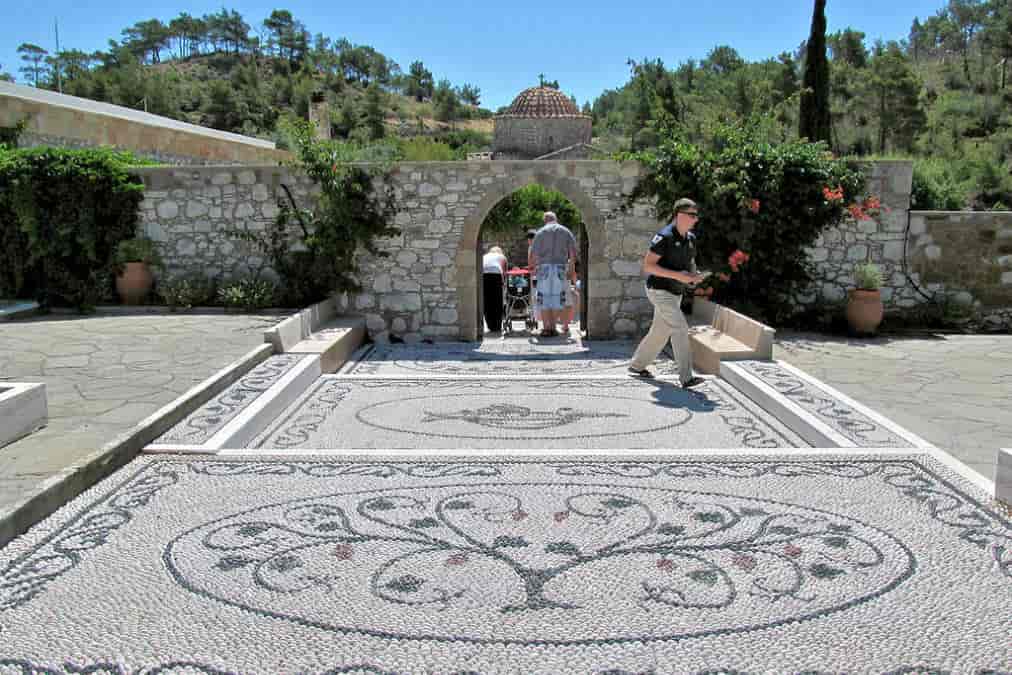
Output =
[
  {"x1": 775, "y1": 332, "x2": 1012, "y2": 480},
  {"x1": 0, "y1": 312, "x2": 284, "y2": 514}
]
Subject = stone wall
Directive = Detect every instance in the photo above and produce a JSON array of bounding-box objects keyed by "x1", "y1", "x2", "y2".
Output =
[
  {"x1": 806, "y1": 160, "x2": 1012, "y2": 329},
  {"x1": 493, "y1": 118, "x2": 592, "y2": 160},
  {"x1": 1, "y1": 81, "x2": 290, "y2": 165},
  {"x1": 906, "y1": 210, "x2": 1012, "y2": 329},
  {"x1": 132, "y1": 166, "x2": 317, "y2": 281},
  {"x1": 131, "y1": 159, "x2": 1011, "y2": 339},
  {"x1": 131, "y1": 160, "x2": 661, "y2": 342},
  {"x1": 806, "y1": 162, "x2": 916, "y2": 307}
]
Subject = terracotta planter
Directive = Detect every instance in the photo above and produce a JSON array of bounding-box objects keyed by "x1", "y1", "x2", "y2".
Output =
[
  {"x1": 115, "y1": 262, "x2": 154, "y2": 305},
  {"x1": 846, "y1": 289, "x2": 884, "y2": 335}
]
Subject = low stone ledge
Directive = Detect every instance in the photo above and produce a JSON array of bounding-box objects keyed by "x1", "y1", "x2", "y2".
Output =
[
  {"x1": 997, "y1": 448, "x2": 1012, "y2": 508},
  {"x1": 288, "y1": 317, "x2": 367, "y2": 373},
  {"x1": 0, "y1": 383, "x2": 47, "y2": 449},
  {"x1": 689, "y1": 300, "x2": 775, "y2": 375}
]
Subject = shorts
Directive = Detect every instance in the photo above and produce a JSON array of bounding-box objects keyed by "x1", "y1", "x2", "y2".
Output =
[{"x1": 535, "y1": 264, "x2": 567, "y2": 310}]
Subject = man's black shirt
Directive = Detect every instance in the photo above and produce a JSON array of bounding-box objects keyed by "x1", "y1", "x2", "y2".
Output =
[{"x1": 645, "y1": 223, "x2": 696, "y2": 295}]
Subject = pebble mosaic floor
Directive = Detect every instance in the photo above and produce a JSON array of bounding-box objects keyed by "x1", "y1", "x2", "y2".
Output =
[
  {"x1": 0, "y1": 455, "x2": 1008, "y2": 672},
  {"x1": 247, "y1": 376, "x2": 808, "y2": 450},
  {"x1": 4, "y1": 339, "x2": 1009, "y2": 672}
]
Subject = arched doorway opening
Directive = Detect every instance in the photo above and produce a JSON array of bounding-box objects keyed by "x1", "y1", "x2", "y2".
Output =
[
  {"x1": 455, "y1": 170, "x2": 608, "y2": 342},
  {"x1": 475, "y1": 184, "x2": 588, "y2": 340}
]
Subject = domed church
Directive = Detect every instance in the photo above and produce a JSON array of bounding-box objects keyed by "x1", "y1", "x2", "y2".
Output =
[{"x1": 493, "y1": 86, "x2": 592, "y2": 160}]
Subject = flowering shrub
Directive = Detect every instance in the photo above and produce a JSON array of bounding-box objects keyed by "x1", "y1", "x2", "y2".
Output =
[
  {"x1": 694, "y1": 249, "x2": 750, "y2": 299},
  {"x1": 627, "y1": 118, "x2": 874, "y2": 324}
]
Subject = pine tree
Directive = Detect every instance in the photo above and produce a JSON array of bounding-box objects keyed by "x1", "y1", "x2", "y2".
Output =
[{"x1": 799, "y1": 0, "x2": 832, "y2": 144}]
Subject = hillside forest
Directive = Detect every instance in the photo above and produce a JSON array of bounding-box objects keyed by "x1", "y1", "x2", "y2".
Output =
[{"x1": 3, "y1": 0, "x2": 1012, "y2": 209}]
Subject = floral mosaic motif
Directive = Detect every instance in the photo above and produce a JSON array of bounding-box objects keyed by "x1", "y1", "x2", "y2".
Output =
[
  {"x1": 740, "y1": 361, "x2": 907, "y2": 447},
  {"x1": 159, "y1": 354, "x2": 306, "y2": 444},
  {"x1": 551, "y1": 460, "x2": 1012, "y2": 579},
  {"x1": 165, "y1": 482, "x2": 913, "y2": 644},
  {"x1": 420, "y1": 403, "x2": 628, "y2": 430},
  {"x1": 0, "y1": 466, "x2": 181, "y2": 611}
]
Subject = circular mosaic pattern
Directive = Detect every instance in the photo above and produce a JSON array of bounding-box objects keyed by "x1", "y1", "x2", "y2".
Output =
[
  {"x1": 165, "y1": 482, "x2": 914, "y2": 645},
  {"x1": 352, "y1": 391, "x2": 694, "y2": 440}
]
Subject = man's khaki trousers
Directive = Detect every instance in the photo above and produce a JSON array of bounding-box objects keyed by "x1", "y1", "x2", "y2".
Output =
[{"x1": 630, "y1": 288, "x2": 693, "y2": 384}]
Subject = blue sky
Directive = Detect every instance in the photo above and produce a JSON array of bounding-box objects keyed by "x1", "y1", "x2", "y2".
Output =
[{"x1": 2, "y1": 0, "x2": 946, "y2": 110}]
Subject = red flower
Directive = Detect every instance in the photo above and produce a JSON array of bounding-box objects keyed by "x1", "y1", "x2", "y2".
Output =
[
  {"x1": 848, "y1": 204, "x2": 866, "y2": 220},
  {"x1": 445, "y1": 552, "x2": 468, "y2": 566},
  {"x1": 331, "y1": 163, "x2": 338, "y2": 173},
  {"x1": 512, "y1": 510, "x2": 528, "y2": 521},
  {"x1": 333, "y1": 544, "x2": 354, "y2": 560},
  {"x1": 554, "y1": 511, "x2": 570, "y2": 523},
  {"x1": 732, "y1": 553, "x2": 757, "y2": 571},
  {"x1": 784, "y1": 544, "x2": 803, "y2": 558},
  {"x1": 863, "y1": 196, "x2": 881, "y2": 210},
  {"x1": 656, "y1": 558, "x2": 675, "y2": 571},
  {"x1": 718, "y1": 273, "x2": 730, "y2": 282},
  {"x1": 748, "y1": 199, "x2": 761, "y2": 214},
  {"x1": 823, "y1": 186, "x2": 844, "y2": 202}
]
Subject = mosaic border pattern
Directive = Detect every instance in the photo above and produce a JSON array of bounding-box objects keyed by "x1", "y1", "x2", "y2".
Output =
[
  {"x1": 736, "y1": 360, "x2": 909, "y2": 447},
  {"x1": 157, "y1": 354, "x2": 308, "y2": 445},
  {"x1": 346, "y1": 342, "x2": 678, "y2": 377}
]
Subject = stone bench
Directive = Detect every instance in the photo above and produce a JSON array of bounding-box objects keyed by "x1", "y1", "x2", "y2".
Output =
[
  {"x1": 289, "y1": 317, "x2": 366, "y2": 374},
  {"x1": 688, "y1": 299, "x2": 775, "y2": 375}
]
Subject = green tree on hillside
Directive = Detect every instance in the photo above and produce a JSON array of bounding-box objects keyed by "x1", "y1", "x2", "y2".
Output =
[
  {"x1": 17, "y1": 43, "x2": 49, "y2": 86},
  {"x1": 799, "y1": 0, "x2": 832, "y2": 144},
  {"x1": 406, "y1": 60, "x2": 434, "y2": 101},
  {"x1": 433, "y1": 78, "x2": 460, "y2": 126},
  {"x1": 457, "y1": 83, "x2": 481, "y2": 106},
  {"x1": 867, "y1": 42, "x2": 926, "y2": 152},
  {"x1": 362, "y1": 82, "x2": 387, "y2": 140}
]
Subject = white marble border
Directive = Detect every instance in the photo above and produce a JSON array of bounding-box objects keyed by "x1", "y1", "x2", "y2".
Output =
[{"x1": 0, "y1": 382, "x2": 47, "y2": 448}]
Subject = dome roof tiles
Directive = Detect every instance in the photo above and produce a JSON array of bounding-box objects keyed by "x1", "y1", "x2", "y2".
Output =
[{"x1": 496, "y1": 86, "x2": 588, "y2": 118}]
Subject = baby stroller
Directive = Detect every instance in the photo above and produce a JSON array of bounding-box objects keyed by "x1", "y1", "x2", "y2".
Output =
[{"x1": 503, "y1": 267, "x2": 538, "y2": 335}]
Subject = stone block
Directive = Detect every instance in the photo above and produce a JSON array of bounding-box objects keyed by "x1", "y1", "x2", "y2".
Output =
[
  {"x1": 0, "y1": 383, "x2": 47, "y2": 449},
  {"x1": 997, "y1": 448, "x2": 1012, "y2": 507},
  {"x1": 156, "y1": 201, "x2": 179, "y2": 219},
  {"x1": 288, "y1": 318, "x2": 366, "y2": 374},
  {"x1": 237, "y1": 170, "x2": 256, "y2": 185}
]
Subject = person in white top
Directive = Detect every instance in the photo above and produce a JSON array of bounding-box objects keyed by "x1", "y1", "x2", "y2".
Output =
[{"x1": 482, "y1": 245, "x2": 509, "y2": 333}]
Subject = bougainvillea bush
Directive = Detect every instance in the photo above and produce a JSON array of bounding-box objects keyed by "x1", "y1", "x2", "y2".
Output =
[{"x1": 628, "y1": 119, "x2": 873, "y2": 325}]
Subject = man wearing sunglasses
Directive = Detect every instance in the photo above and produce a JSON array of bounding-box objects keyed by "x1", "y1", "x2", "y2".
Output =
[{"x1": 628, "y1": 197, "x2": 707, "y2": 387}]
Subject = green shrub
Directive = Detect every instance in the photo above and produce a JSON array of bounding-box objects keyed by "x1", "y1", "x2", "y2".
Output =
[
  {"x1": 627, "y1": 117, "x2": 868, "y2": 325},
  {"x1": 854, "y1": 263, "x2": 883, "y2": 290},
  {"x1": 159, "y1": 274, "x2": 216, "y2": 311},
  {"x1": 0, "y1": 146, "x2": 144, "y2": 309},
  {"x1": 910, "y1": 158, "x2": 967, "y2": 210},
  {"x1": 218, "y1": 277, "x2": 277, "y2": 312},
  {"x1": 113, "y1": 237, "x2": 163, "y2": 270},
  {"x1": 229, "y1": 119, "x2": 398, "y2": 308}
]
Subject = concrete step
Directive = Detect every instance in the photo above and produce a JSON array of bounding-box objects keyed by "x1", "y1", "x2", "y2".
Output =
[
  {"x1": 145, "y1": 353, "x2": 322, "y2": 453},
  {"x1": 288, "y1": 317, "x2": 366, "y2": 374}
]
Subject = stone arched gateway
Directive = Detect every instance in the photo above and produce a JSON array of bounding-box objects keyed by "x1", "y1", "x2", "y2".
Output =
[
  {"x1": 460, "y1": 168, "x2": 608, "y2": 340},
  {"x1": 352, "y1": 160, "x2": 659, "y2": 342}
]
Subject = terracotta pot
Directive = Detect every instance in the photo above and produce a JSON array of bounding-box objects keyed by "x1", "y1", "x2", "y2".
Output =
[
  {"x1": 115, "y1": 262, "x2": 153, "y2": 305},
  {"x1": 846, "y1": 289, "x2": 884, "y2": 335}
]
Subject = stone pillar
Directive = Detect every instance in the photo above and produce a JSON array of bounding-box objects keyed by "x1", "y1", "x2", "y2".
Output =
[{"x1": 309, "y1": 91, "x2": 330, "y2": 141}]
